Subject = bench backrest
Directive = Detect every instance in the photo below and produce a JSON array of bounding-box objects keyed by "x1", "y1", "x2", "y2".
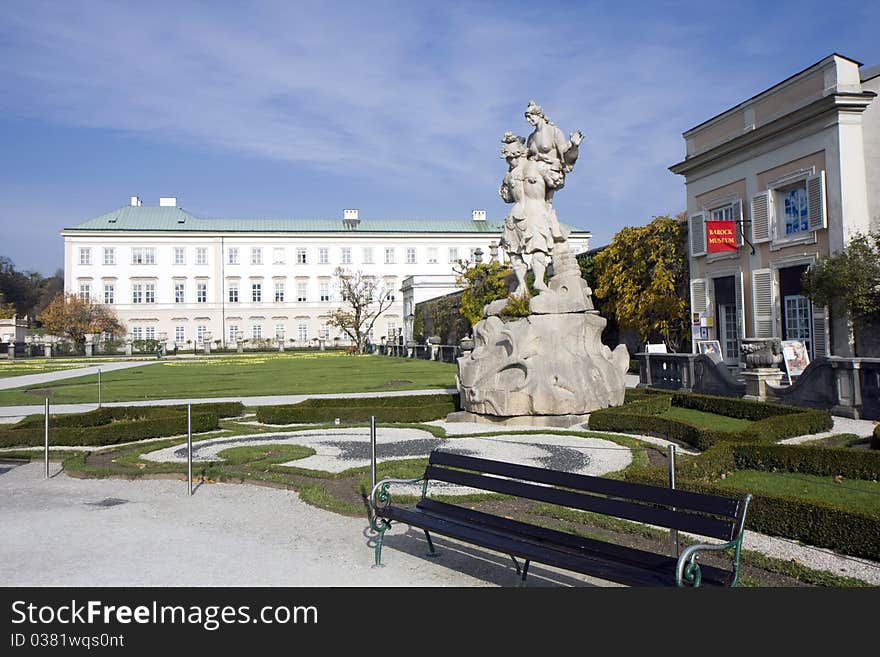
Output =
[{"x1": 424, "y1": 451, "x2": 745, "y2": 542}]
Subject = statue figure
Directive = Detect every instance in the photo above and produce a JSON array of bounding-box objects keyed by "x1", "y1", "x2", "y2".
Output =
[
  {"x1": 453, "y1": 100, "x2": 628, "y2": 424},
  {"x1": 523, "y1": 100, "x2": 583, "y2": 199},
  {"x1": 498, "y1": 102, "x2": 583, "y2": 297},
  {"x1": 498, "y1": 132, "x2": 555, "y2": 295}
]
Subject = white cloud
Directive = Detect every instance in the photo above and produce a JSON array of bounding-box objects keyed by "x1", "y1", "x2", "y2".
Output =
[{"x1": 1, "y1": 0, "x2": 876, "y2": 252}]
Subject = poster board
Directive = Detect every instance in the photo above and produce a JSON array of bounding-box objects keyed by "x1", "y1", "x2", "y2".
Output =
[
  {"x1": 781, "y1": 340, "x2": 810, "y2": 383},
  {"x1": 696, "y1": 339, "x2": 724, "y2": 364}
]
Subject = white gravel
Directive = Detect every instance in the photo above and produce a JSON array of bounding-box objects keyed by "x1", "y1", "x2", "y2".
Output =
[
  {"x1": 140, "y1": 427, "x2": 632, "y2": 496},
  {"x1": 781, "y1": 415, "x2": 877, "y2": 444}
]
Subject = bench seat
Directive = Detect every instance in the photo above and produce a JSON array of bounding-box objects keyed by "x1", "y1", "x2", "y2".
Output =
[{"x1": 368, "y1": 450, "x2": 751, "y2": 587}]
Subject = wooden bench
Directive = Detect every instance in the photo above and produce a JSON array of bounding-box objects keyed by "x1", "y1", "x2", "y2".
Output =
[{"x1": 368, "y1": 450, "x2": 751, "y2": 587}]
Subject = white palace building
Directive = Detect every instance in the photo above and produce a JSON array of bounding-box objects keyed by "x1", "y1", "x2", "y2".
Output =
[{"x1": 62, "y1": 197, "x2": 591, "y2": 349}]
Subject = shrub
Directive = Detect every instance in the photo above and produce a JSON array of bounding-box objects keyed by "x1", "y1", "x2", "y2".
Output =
[
  {"x1": 729, "y1": 443, "x2": 880, "y2": 481},
  {"x1": 625, "y1": 447, "x2": 880, "y2": 561},
  {"x1": 588, "y1": 390, "x2": 832, "y2": 450},
  {"x1": 671, "y1": 392, "x2": 801, "y2": 421},
  {"x1": 257, "y1": 394, "x2": 458, "y2": 424},
  {"x1": 0, "y1": 412, "x2": 217, "y2": 448}
]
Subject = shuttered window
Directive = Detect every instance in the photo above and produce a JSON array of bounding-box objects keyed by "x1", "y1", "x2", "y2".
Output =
[
  {"x1": 689, "y1": 212, "x2": 706, "y2": 257},
  {"x1": 751, "y1": 192, "x2": 772, "y2": 243},
  {"x1": 752, "y1": 269, "x2": 775, "y2": 338},
  {"x1": 812, "y1": 304, "x2": 829, "y2": 357},
  {"x1": 690, "y1": 278, "x2": 708, "y2": 314},
  {"x1": 806, "y1": 171, "x2": 827, "y2": 231}
]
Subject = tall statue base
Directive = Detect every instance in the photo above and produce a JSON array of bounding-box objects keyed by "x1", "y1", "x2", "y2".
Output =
[{"x1": 455, "y1": 311, "x2": 629, "y2": 418}]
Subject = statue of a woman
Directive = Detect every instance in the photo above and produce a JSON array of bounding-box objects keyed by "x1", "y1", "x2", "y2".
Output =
[{"x1": 524, "y1": 100, "x2": 583, "y2": 199}]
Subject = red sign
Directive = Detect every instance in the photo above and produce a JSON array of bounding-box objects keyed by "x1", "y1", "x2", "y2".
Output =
[{"x1": 706, "y1": 220, "x2": 738, "y2": 253}]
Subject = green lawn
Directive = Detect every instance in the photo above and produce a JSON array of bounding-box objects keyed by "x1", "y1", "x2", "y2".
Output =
[
  {"x1": 715, "y1": 470, "x2": 880, "y2": 516},
  {"x1": 0, "y1": 352, "x2": 457, "y2": 405},
  {"x1": 659, "y1": 406, "x2": 753, "y2": 432}
]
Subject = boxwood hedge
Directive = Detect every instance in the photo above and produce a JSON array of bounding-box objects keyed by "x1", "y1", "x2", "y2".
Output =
[
  {"x1": 626, "y1": 445, "x2": 880, "y2": 561},
  {"x1": 0, "y1": 401, "x2": 243, "y2": 448},
  {"x1": 588, "y1": 390, "x2": 832, "y2": 450},
  {"x1": 257, "y1": 394, "x2": 459, "y2": 424}
]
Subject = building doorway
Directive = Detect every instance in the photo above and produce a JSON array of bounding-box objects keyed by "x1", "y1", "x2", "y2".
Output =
[
  {"x1": 712, "y1": 275, "x2": 739, "y2": 366},
  {"x1": 779, "y1": 265, "x2": 813, "y2": 357}
]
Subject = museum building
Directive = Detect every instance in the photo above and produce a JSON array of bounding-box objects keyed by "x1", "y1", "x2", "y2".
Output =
[
  {"x1": 670, "y1": 53, "x2": 879, "y2": 365},
  {"x1": 62, "y1": 198, "x2": 591, "y2": 348}
]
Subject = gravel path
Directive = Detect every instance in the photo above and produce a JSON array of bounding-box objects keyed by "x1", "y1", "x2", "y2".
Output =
[{"x1": 0, "y1": 462, "x2": 612, "y2": 587}]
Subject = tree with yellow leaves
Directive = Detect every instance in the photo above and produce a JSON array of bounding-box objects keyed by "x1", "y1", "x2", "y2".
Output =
[
  {"x1": 593, "y1": 214, "x2": 690, "y2": 352},
  {"x1": 37, "y1": 293, "x2": 125, "y2": 352}
]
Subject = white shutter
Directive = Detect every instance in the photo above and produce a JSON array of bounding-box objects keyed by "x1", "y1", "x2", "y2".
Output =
[
  {"x1": 752, "y1": 269, "x2": 775, "y2": 338},
  {"x1": 689, "y1": 212, "x2": 706, "y2": 257},
  {"x1": 690, "y1": 278, "x2": 708, "y2": 314},
  {"x1": 807, "y1": 171, "x2": 827, "y2": 231},
  {"x1": 812, "y1": 304, "x2": 829, "y2": 357},
  {"x1": 751, "y1": 192, "x2": 772, "y2": 244},
  {"x1": 732, "y1": 199, "x2": 744, "y2": 246}
]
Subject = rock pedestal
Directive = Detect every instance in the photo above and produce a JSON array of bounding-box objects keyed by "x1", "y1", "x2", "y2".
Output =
[{"x1": 455, "y1": 304, "x2": 629, "y2": 422}]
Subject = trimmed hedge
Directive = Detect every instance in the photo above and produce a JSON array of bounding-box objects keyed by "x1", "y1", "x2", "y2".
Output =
[
  {"x1": 0, "y1": 402, "x2": 241, "y2": 448},
  {"x1": 0, "y1": 412, "x2": 217, "y2": 448},
  {"x1": 589, "y1": 391, "x2": 832, "y2": 450},
  {"x1": 257, "y1": 394, "x2": 459, "y2": 424},
  {"x1": 729, "y1": 443, "x2": 880, "y2": 481},
  {"x1": 11, "y1": 402, "x2": 243, "y2": 431},
  {"x1": 626, "y1": 445, "x2": 880, "y2": 561}
]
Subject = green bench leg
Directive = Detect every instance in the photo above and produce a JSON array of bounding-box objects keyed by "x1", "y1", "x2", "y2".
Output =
[
  {"x1": 424, "y1": 530, "x2": 440, "y2": 558},
  {"x1": 373, "y1": 524, "x2": 387, "y2": 569}
]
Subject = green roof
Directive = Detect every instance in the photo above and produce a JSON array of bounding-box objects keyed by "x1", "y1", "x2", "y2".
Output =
[{"x1": 64, "y1": 206, "x2": 523, "y2": 234}]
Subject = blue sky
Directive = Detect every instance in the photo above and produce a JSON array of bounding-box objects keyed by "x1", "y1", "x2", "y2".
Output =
[{"x1": 1, "y1": 0, "x2": 878, "y2": 275}]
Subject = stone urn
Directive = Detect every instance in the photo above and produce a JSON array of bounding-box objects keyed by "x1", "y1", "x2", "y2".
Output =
[
  {"x1": 740, "y1": 338, "x2": 783, "y2": 369},
  {"x1": 459, "y1": 336, "x2": 475, "y2": 352}
]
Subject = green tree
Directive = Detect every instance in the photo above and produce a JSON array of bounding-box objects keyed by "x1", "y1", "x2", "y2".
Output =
[
  {"x1": 0, "y1": 256, "x2": 42, "y2": 319},
  {"x1": 801, "y1": 231, "x2": 880, "y2": 354},
  {"x1": 593, "y1": 214, "x2": 690, "y2": 352}
]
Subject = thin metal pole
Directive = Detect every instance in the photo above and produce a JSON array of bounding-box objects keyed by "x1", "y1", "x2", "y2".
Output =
[
  {"x1": 668, "y1": 444, "x2": 679, "y2": 556},
  {"x1": 97, "y1": 368, "x2": 101, "y2": 408},
  {"x1": 187, "y1": 403, "x2": 193, "y2": 496},
  {"x1": 44, "y1": 397, "x2": 49, "y2": 479},
  {"x1": 370, "y1": 415, "x2": 377, "y2": 492}
]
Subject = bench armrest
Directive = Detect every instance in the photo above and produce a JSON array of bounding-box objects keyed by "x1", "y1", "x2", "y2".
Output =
[
  {"x1": 676, "y1": 493, "x2": 752, "y2": 587},
  {"x1": 369, "y1": 477, "x2": 427, "y2": 511}
]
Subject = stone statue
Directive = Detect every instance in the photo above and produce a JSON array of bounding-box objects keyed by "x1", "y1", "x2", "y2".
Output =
[
  {"x1": 523, "y1": 100, "x2": 583, "y2": 197},
  {"x1": 452, "y1": 101, "x2": 629, "y2": 426}
]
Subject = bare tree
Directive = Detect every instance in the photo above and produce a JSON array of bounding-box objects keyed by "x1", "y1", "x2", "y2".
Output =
[{"x1": 327, "y1": 268, "x2": 395, "y2": 354}]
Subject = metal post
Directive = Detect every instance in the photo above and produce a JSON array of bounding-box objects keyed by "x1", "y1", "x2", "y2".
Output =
[
  {"x1": 44, "y1": 398, "x2": 49, "y2": 479},
  {"x1": 97, "y1": 368, "x2": 101, "y2": 408},
  {"x1": 668, "y1": 444, "x2": 679, "y2": 556},
  {"x1": 370, "y1": 415, "x2": 377, "y2": 492},
  {"x1": 187, "y1": 404, "x2": 193, "y2": 496}
]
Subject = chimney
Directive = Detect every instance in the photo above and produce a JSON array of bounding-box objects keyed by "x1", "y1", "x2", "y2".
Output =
[
  {"x1": 343, "y1": 208, "x2": 360, "y2": 229},
  {"x1": 159, "y1": 197, "x2": 178, "y2": 207},
  {"x1": 472, "y1": 209, "x2": 486, "y2": 222},
  {"x1": 130, "y1": 196, "x2": 142, "y2": 207}
]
